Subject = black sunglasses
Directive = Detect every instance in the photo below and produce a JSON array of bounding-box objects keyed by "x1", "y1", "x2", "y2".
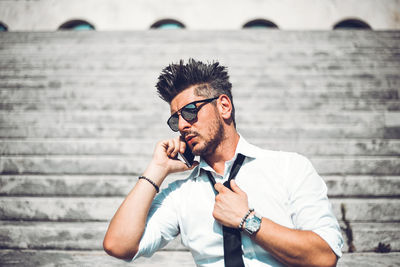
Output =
[{"x1": 167, "y1": 96, "x2": 219, "y2": 132}]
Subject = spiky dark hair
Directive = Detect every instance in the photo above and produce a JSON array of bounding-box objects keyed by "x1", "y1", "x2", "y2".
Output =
[{"x1": 156, "y1": 58, "x2": 235, "y2": 125}]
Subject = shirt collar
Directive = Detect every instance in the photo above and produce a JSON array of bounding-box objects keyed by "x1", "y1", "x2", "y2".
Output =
[{"x1": 191, "y1": 134, "x2": 258, "y2": 179}]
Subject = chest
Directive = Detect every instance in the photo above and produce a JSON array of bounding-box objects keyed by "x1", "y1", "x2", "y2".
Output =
[{"x1": 178, "y1": 166, "x2": 294, "y2": 245}]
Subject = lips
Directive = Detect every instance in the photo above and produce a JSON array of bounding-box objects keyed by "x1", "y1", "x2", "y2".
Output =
[
  {"x1": 185, "y1": 135, "x2": 195, "y2": 143},
  {"x1": 184, "y1": 134, "x2": 197, "y2": 145}
]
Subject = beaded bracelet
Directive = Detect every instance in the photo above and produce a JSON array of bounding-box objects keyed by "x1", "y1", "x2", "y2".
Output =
[
  {"x1": 238, "y1": 208, "x2": 254, "y2": 230},
  {"x1": 138, "y1": 175, "x2": 160, "y2": 193}
]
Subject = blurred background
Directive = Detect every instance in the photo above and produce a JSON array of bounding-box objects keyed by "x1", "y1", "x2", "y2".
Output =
[{"x1": 0, "y1": 0, "x2": 399, "y2": 266}]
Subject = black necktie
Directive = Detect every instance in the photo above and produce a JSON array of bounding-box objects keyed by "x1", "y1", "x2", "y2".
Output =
[{"x1": 206, "y1": 154, "x2": 246, "y2": 267}]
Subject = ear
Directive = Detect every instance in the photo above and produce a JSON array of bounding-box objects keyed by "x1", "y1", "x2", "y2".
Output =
[{"x1": 217, "y1": 95, "x2": 233, "y2": 121}]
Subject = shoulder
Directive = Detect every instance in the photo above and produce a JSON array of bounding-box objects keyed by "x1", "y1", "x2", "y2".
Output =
[
  {"x1": 250, "y1": 143, "x2": 307, "y2": 164},
  {"x1": 248, "y1": 144, "x2": 315, "y2": 180},
  {"x1": 240, "y1": 136, "x2": 307, "y2": 161},
  {"x1": 259, "y1": 149, "x2": 314, "y2": 175}
]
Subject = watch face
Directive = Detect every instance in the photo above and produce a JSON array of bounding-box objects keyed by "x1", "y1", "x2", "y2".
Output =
[{"x1": 245, "y1": 214, "x2": 261, "y2": 235}]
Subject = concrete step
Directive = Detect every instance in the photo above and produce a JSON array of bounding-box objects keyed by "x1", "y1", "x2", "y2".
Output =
[
  {"x1": 1, "y1": 71, "x2": 399, "y2": 94},
  {"x1": 2, "y1": 30, "x2": 399, "y2": 45},
  {"x1": 331, "y1": 198, "x2": 400, "y2": 222},
  {"x1": 0, "y1": 249, "x2": 196, "y2": 267},
  {"x1": 0, "y1": 220, "x2": 398, "y2": 253},
  {"x1": 1, "y1": 175, "x2": 399, "y2": 198},
  {"x1": 1, "y1": 57, "x2": 397, "y2": 74},
  {"x1": 1, "y1": 138, "x2": 399, "y2": 156},
  {"x1": 0, "y1": 249, "x2": 399, "y2": 267},
  {"x1": 0, "y1": 110, "x2": 393, "y2": 127},
  {"x1": 0, "y1": 221, "x2": 183, "y2": 251},
  {"x1": 0, "y1": 87, "x2": 399, "y2": 103},
  {"x1": 2, "y1": 35, "x2": 398, "y2": 56},
  {"x1": 2, "y1": 98, "x2": 400, "y2": 112},
  {"x1": 241, "y1": 125, "x2": 397, "y2": 139},
  {"x1": 1, "y1": 70, "x2": 399, "y2": 84},
  {"x1": 1, "y1": 52, "x2": 397, "y2": 68},
  {"x1": 0, "y1": 155, "x2": 399, "y2": 175},
  {"x1": 338, "y1": 252, "x2": 400, "y2": 267},
  {"x1": 2, "y1": 42, "x2": 395, "y2": 57},
  {"x1": 350, "y1": 223, "x2": 400, "y2": 253},
  {"x1": 1, "y1": 59, "x2": 398, "y2": 76},
  {"x1": 1, "y1": 86, "x2": 398, "y2": 101},
  {"x1": 1, "y1": 74, "x2": 398, "y2": 96},
  {"x1": 0, "y1": 196, "x2": 398, "y2": 222},
  {"x1": 326, "y1": 176, "x2": 400, "y2": 197},
  {"x1": 1, "y1": 124, "x2": 397, "y2": 139}
]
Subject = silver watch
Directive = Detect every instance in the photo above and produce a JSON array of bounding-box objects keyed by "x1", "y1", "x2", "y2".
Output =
[{"x1": 244, "y1": 212, "x2": 262, "y2": 235}]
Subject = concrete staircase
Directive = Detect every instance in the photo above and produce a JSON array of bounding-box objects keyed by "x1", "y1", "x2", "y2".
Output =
[{"x1": 0, "y1": 31, "x2": 399, "y2": 266}]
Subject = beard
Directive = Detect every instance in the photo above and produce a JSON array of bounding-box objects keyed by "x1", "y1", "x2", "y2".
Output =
[{"x1": 188, "y1": 117, "x2": 225, "y2": 157}]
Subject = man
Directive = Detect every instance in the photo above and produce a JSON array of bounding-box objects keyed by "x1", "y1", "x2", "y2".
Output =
[{"x1": 103, "y1": 59, "x2": 343, "y2": 266}]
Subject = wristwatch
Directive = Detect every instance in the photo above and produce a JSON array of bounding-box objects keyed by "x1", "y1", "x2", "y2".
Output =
[{"x1": 244, "y1": 212, "x2": 262, "y2": 235}]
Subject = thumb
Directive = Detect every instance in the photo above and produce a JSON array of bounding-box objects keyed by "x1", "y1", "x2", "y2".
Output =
[{"x1": 230, "y1": 180, "x2": 245, "y2": 195}]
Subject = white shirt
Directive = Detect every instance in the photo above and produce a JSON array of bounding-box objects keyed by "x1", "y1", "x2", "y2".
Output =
[{"x1": 132, "y1": 136, "x2": 344, "y2": 266}]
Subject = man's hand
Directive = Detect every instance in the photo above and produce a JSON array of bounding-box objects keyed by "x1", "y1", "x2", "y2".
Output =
[
  {"x1": 144, "y1": 136, "x2": 198, "y2": 185},
  {"x1": 212, "y1": 180, "x2": 250, "y2": 228}
]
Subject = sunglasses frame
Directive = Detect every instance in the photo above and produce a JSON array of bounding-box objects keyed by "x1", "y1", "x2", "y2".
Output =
[{"x1": 167, "y1": 96, "x2": 219, "y2": 132}]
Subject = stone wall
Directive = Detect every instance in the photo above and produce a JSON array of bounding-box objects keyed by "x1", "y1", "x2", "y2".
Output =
[{"x1": 0, "y1": 0, "x2": 399, "y2": 30}]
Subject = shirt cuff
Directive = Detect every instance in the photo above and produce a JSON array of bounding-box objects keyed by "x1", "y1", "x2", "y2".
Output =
[{"x1": 312, "y1": 228, "x2": 344, "y2": 258}]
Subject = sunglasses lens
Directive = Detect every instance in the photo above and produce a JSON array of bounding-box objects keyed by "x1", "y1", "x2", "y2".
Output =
[
  {"x1": 167, "y1": 114, "x2": 179, "y2": 132},
  {"x1": 181, "y1": 104, "x2": 198, "y2": 122}
]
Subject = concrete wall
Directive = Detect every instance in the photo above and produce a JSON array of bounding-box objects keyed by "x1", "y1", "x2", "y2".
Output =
[{"x1": 0, "y1": 0, "x2": 399, "y2": 31}]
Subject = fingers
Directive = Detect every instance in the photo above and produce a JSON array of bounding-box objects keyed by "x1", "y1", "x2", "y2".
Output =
[
  {"x1": 155, "y1": 136, "x2": 200, "y2": 174},
  {"x1": 178, "y1": 135, "x2": 187, "y2": 154},
  {"x1": 165, "y1": 139, "x2": 174, "y2": 156},
  {"x1": 230, "y1": 180, "x2": 245, "y2": 195},
  {"x1": 165, "y1": 137, "x2": 184, "y2": 159},
  {"x1": 214, "y1": 180, "x2": 246, "y2": 196},
  {"x1": 214, "y1": 182, "x2": 228, "y2": 194},
  {"x1": 151, "y1": 137, "x2": 196, "y2": 176}
]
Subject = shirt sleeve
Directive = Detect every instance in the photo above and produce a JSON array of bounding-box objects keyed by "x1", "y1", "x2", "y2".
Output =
[
  {"x1": 131, "y1": 182, "x2": 181, "y2": 261},
  {"x1": 286, "y1": 153, "x2": 344, "y2": 257}
]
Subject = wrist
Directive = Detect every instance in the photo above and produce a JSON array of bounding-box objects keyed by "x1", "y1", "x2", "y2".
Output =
[
  {"x1": 143, "y1": 162, "x2": 168, "y2": 185},
  {"x1": 238, "y1": 208, "x2": 254, "y2": 230},
  {"x1": 138, "y1": 176, "x2": 160, "y2": 193}
]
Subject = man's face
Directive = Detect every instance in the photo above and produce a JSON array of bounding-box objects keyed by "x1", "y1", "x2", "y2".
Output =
[{"x1": 170, "y1": 86, "x2": 225, "y2": 156}]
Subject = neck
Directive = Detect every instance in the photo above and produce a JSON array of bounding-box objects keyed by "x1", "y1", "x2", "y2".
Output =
[{"x1": 204, "y1": 129, "x2": 240, "y2": 175}]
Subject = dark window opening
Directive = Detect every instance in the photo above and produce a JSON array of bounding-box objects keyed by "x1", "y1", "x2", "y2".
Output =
[
  {"x1": 243, "y1": 19, "x2": 278, "y2": 29},
  {"x1": 59, "y1": 20, "x2": 95, "y2": 31},
  {"x1": 151, "y1": 19, "x2": 185, "y2": 29},
  {"x1": 333, "y1": 19, "x2": 372, "y2": 30},
  {"x1": 0, "y1": 22, "x2": 8, "y2": 31}
]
